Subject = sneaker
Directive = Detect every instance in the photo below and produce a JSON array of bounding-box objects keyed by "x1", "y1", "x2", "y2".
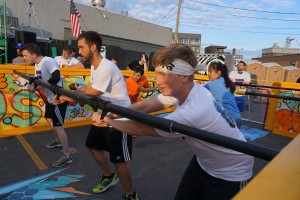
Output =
[
  {"x1": 92, "y1": 173, "x2": 119, "y2": 193},
  {"x1": 45, "y1": 140, "x2": 62, "y2": 149},
  {"x1": 123, "y1": 192, "x2": 138, "y2": 200},
  {"x1": 52, "y1": 154, "x2": 73, "y2": 168}
]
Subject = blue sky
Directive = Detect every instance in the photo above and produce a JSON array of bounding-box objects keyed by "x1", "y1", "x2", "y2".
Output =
[{"x1": 75, "y1": 0, "x2": 300, "y2": 58}]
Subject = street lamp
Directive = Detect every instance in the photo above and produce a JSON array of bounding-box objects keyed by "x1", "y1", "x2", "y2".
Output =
[
  {"x1": 91, "y1": 0, "x2": 106, "y2": 7},
  {"x1": 91, "y1": 0, "x2": 107, "y2": 19}
]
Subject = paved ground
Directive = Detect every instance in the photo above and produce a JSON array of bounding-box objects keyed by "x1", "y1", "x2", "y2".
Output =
[{"x1": 0, "y1": 118, "x2": 292, "y2": 200}]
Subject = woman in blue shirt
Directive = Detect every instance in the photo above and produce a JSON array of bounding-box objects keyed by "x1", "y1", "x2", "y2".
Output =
[{"x1": 204, "y1": 62, "x2": 242, "y2": 128}]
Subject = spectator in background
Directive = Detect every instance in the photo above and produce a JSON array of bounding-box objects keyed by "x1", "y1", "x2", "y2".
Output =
[
  {"x1": 229, "y1": 61, "x2": 251, "y2": 89},
  {"x1": 126, "y1": 54, "x2": 149, "y2": 71},
  {"x1": 126, "y1": 67, "x2": 157, "y2": 104},
  {"x1": 204, "y1": 62, "x2": 242, "y2": 128},
  {"x1": 12, "y1": 42, "x2": 31, "y2": 65},
  {"x1": 54, "y1": 46, "x2": 84, "y2": 68},
  {"x1": 229, "y1": 61, "x2": 251, "y2": 112}
]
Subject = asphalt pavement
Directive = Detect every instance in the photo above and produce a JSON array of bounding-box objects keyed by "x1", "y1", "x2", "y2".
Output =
[{"x1": 0, "y1": 120, "x2": 292, "y2": 200}]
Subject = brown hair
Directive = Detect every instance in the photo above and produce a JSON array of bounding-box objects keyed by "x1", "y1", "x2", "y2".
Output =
[
  {"x1": 78, "y1": 31, "x2": 102, "y2": 53},
  {"x1": 63, "y1": 46, "x2": 73, "y2": 55},
  {"x1": 152, "y1": 44, "x2": 197, "y2": 68},
  {"x1": 23, "y1": 43, "x2": 42, "y2": 56}
]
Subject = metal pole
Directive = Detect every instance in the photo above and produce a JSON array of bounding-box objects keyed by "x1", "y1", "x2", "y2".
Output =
[{"x1": 14, "y1": 70, "x2": 280, "y2": 161}]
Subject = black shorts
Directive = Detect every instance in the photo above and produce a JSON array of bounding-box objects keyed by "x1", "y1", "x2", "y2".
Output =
[
  {"x1": 45, "y1": 101, "x2": 68, "y2": 127},
  {"x1": 85, "y1": 125, "x2": 132, "y2": 163},
  {"x1": 175, "y1": 156, "x2": 251, "y2": 200}
]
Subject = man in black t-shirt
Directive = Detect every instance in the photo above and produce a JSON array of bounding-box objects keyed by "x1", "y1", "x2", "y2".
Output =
[{"x1": 126, "y1": 54, "x2": 149, "y2": 71}]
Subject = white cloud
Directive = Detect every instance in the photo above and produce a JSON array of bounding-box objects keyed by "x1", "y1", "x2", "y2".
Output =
[{"x1": 73, "y1": 0, "x2": 300, "y2": 53}]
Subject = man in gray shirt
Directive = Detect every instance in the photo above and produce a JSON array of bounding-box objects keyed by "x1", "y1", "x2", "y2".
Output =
[{"x1": 12, "y1": 42, "x2": 31, "y2": 65}]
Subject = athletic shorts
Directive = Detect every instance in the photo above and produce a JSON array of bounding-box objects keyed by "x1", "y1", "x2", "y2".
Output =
[
  {"x1": 44, "y1": 101, "x2": 68, "y2": 127},
  {"x1": 85, "y1": 125, "x2": 132, "y2": 163},
  {"x1": 174, "y1": 156, "x2": 251, "y2": 200}
]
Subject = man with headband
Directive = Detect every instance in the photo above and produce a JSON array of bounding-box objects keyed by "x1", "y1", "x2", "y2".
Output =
[{"x1": 94, "y1": 44, "x2": 254, "y2": 199}]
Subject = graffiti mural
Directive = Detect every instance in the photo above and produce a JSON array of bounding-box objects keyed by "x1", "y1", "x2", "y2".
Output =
[
  {"x1": 0, "y1": 72, "x2": 93, "y2": 136},
  {"x1": 274, "y1": 91, "x2": 300, "y2": 134},
  {"x1": 0, "y1": 169, "x2": 90, "y2": 199}
]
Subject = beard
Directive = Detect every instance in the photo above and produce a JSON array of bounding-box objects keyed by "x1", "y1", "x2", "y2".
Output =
[{"x1": 81, "y1": 50, "x2": 93, "y2": 63}]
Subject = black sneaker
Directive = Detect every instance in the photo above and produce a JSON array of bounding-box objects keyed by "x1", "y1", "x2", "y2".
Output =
[
  {"x1": 45, "y1": 140, "x2": 62, "y2": 149},
  {"x1": 52, "y1": 154, "x2": 73, "y2": 168},
  {"x1": 123, "y1": 192, "x2": 138, "y2": 200}
]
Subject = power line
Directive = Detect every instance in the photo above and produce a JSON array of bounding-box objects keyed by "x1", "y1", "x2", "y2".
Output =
[
  {"x1": 186, "y1": 22, "x2": 300, "y2": 30},
  {"x1": 188, "y1": 0, "x2": 300, "y2": 15},
  {"x1": 183, "y1": 6, "x2": 300, "y2": 21},
  {"x1": 160, "y1": 10, "x2": 178, "y2": 24},
  {"x1": 157, "y1": 3, "x2": 178, "y2": 24},
  {"x1": 180, "y1": 24, "x2": 300, "y2": 35}
]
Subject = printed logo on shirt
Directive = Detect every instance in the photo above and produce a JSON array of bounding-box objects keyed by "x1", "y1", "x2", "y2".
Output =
[
  {"x1": 235, "y1": 79, "x2": 244, "y2": 83},
  {"x1": 36, "y1": 70, "x2": 42, "y2": 80}
]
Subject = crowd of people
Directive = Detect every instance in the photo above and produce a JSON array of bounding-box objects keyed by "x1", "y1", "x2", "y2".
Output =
[{"x1": 18, "y1": 32, "x2": 259, "y2": 200}]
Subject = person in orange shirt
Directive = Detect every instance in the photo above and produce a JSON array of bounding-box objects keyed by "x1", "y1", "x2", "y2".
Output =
[{"x1": 126, "y1": 67, "x2": 157, "y2": 103}]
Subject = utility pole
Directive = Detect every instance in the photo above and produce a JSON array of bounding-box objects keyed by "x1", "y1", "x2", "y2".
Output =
[{"x1": 174, "y1": 0, "x2": 182, "y2": 44}]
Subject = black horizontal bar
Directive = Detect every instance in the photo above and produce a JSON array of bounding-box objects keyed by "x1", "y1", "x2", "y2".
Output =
[
  {"x1": 236, "y1": 82, "x2": 300, "y2": 92},
  {"x1": 244, "y1": 90, "x2": 300, "y2": 101},
  {"x1": 14, "y1": 70, "x2": 280, "y2": 161}
]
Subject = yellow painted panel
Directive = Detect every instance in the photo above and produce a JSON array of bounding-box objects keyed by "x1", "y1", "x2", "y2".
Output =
[
  {"x1": 233, "y1": 134, "x2": 300, "y2": 200},
  {"x1": 272, "y1": 129, "x2": 299, "y2": 138},
  {"x1": 264, "y1": 83, "x2": 280, "y2": 131}
]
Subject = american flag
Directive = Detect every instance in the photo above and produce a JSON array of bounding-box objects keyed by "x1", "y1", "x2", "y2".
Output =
[{"x1": 70, "y1": 0, "x2": 81, "y2": 38}]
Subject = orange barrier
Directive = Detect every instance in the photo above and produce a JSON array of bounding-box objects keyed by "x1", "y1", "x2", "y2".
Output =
[
  {"x1": 264, "y1": 82, "x2": 300, "y2": 138},
  {"x1": 1, "y1": 64, "x2": 298, "y2": 138}
]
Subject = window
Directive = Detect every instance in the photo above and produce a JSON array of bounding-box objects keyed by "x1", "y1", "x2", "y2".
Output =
[
  {"x1": 182, "y1": 38, "x2": 189, "y2": 44},
  {"x1": 179, "y1": 38, "x2": 189, "y2": 44}
]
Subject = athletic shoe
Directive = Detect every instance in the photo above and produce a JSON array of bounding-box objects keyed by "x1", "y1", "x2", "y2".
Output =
[
  {"x1": 52, "y1": 154, "x2": 73, "y2": 168},
  {"x1": 92, "y1": 173, "x2": 119, "y2": 193},
  {"x1": 45, "y1": 140, "x2": 62, "y2": 149},
  {"x1": 123, "y1": 192, "x2": 139, "y2": 200}
]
